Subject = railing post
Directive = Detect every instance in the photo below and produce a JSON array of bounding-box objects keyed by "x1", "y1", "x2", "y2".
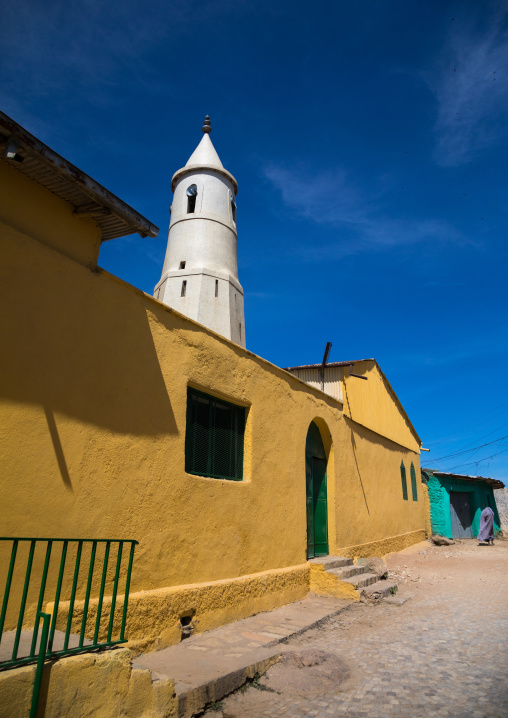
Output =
[
  {"x1": 64, "y1": 540, "x2": 83, "y2": 651},
  {"x1": 120, "y1": 541, "x2": 136, "y2": 642},
  {"x1": 12, "y1": 540, "x2": 36, "y2": 661},
  {"x1": 29, "y1": 612, "x2": 50, "y2": 718},
  {"x1": 107, "y1": 542, "x2": 123, "y2": 642},
  {"x1": 93, "y1": 541, "x2": 110, "y2": 645},
  {"x1": 30, "y1": 541, "x2": 53, "y2": 657},
  {"x1": 0, "y1": 539, "x2": 18, "y2": 645},
  {"x1": 79, "y1": 541, "x2": 97, "y2": 648},
  {"x1": 48, "y1": 541, "x2": 68, "y2": 654}
]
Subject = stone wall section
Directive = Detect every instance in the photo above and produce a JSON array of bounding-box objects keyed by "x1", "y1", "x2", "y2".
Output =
[{"x1": 494, "y1": 488, "x2": 508, "y2": 537}]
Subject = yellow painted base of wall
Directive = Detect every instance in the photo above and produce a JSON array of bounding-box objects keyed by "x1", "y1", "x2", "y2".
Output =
[
  {"x1": 46, "y1": 563, "x2": 310, "y2": 655},
  {"x1": 0, "y1": 648, "x2": 177, "y2": 718},
  {"x1": 339, "y1": 529, "x2": 426, "y2": 559},
  {"x1": 309, "y1": 564, "x2": 360, "y2": 601}
]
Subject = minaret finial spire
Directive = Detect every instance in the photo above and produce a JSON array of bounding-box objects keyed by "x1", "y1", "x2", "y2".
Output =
[{"x1": 202, "y1": 115, "x2": 212, "y2": 134}]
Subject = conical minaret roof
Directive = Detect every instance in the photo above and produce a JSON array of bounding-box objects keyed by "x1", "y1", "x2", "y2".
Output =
[
  {"x1": 185, "y1": 133, "x2": 224, "y2": 170},
  {"x1": 171, "y1": 116, "x2": 238, "y2": 193}
]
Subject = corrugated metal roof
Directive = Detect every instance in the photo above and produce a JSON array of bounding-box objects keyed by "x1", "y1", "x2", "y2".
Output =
[
  {"x1": 284, "y1": 359, "x2": 374, "y2": 371},
  {"x1": 421, "y1": 469, "x2": 505, "y2": 490},
  {"x1": 0, "y1": 111, "x2": 159, "y2": 241},
  {"x1": 288, "y1": 365, "x2": 343, "y2": 402}
]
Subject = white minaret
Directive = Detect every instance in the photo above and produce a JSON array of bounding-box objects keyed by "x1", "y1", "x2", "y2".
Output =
[{"x1": 154, "y1": 116, "x2": 245, "y2": 347}]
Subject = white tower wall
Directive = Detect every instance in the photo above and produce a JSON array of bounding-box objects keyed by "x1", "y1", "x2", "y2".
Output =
[{"x1": 154, "y1": 121, "x2": 245, "y2": 347}]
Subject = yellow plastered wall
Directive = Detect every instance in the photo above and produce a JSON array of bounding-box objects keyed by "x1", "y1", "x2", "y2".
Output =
[
  {"x1": 0, "y1": 161, "x2": 101, "y2": 268},
  {"x1": 0, "y1": 166, "x2": 426, "y2": 643},
  {"x1": 343, "y1": 361, "x2": 420, "y2": 453},
  {"x1": 0, "y1": 648, "x2": 177, "y2": 718}
]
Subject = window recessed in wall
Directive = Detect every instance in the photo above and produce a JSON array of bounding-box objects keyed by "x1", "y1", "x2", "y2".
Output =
[
  {"x1": 179, "y1": 261, "x2": 186, "y2": 269},
  {"x1": 239, "y1": 323, "x2": 242, "y2": 340},
  {"x1": 400, "y1": 461, "x2": 408, "y2": 501},
  {"x1": 230, "y1": 193, "x2": 237, "y2": 223},
  {"x1": 215, "y1": 279, "x2": 219, "y2": 297},
  {"x1": 410, "y1": 463, "x2": 418, "y2": 501},
  {"x1": 181, "y1": 280, "x2": 187, "y2": 297},
  {"x1": 186, "y1": 184, "x2": 198, "y2": 214},
  {"x1": 185, "y1": 387, "x2": 245, "y2": 480}
]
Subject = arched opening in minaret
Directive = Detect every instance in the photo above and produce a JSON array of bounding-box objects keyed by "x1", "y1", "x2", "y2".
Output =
[
  {"x1": 186, "y1": 184, "x2": 198, "y2": 213},
  {"x1": 230, "y1": 193, "x2": 237, "y2": 223}
]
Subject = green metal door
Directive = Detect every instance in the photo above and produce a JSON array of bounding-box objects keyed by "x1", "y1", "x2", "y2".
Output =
[{"x1": 305, "y1": 422, "x2": 329, "y2": 559}]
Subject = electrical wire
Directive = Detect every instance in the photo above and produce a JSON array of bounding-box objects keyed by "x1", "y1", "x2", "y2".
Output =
[
  {"x1": 444, "y1": 447, "x2": 508, "y2": 473},
  {"x1": 424, "y1": 400, "x2": 508, "y2": 446},
  {"x1": 421, "y1": 434, "x2": 508, "y2": 465}
]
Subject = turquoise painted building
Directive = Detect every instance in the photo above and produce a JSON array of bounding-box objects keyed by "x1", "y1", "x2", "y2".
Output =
[{"x1": 421, "y1": 470, "x2": 504, "y2": 540}]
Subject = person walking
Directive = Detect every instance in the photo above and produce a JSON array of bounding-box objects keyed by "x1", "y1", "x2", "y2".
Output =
[{"x1": 477, "y1": 505, "x2": 495, "y2": 545}]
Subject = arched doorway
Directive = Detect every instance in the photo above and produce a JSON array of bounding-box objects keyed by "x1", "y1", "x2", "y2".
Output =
[{"x1": 306, "y1": 421, "x2": 329, "y2": 559}]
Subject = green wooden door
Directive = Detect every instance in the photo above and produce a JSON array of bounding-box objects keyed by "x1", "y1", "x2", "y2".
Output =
[{"x1": 305, "y1": 422, "x2": 329, "y2": 559}]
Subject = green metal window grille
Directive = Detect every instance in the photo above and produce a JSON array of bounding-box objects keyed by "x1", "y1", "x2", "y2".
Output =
[
  {"x1": 400, "y1": 461, "x2": 408, "y2": 500},
  {"x1": 410, "y1": 462, "x2": 418, "y2": 501},
  {"x1": 185, "y1": 386, "x2": 245, "y2": 480}
]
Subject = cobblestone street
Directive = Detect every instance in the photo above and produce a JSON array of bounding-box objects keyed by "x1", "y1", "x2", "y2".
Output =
[{"x1": 208, "y1": 541, "x2": 508, "y2": 718}]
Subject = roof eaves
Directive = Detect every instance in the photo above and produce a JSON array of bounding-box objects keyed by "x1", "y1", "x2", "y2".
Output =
[
  {"x1": 0, "y1": 111, "x2": 159, "y2": 242},
  {"x1": 421, "y1": 469, "x2": 505, "y2": 490},
  {"x1": 284, "y1": 359, "x2": 375, "y2": 371}
]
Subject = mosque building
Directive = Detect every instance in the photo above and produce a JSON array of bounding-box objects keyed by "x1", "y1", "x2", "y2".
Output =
[{"x1": 0, "y1": 111, "x2": 429, "y2": 713}]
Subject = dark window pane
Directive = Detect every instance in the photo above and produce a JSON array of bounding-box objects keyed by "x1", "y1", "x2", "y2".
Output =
[
  {"x1": 400, "y1": 462, "x2": 408, "y2": 501},
  {"x1": 410, "y1": 463, "x2": 418, "y2": 501}
]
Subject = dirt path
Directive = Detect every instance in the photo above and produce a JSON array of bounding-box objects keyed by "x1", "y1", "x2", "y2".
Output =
[{"x1": 205, "y1": 540, "x2": 508, "y2": 718}]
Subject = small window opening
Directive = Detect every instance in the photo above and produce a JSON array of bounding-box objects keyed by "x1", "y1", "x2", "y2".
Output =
[
  {"x1": 231, "y1": 193, "x2": 237, "y2": 223},
  {"x1": 179, "y1": 261, "x2": 186, "y2": 269},
  {"x1": 239, "y1": 323, "x2": 242, "y2": 339},
  {"x1": 215, "y1": 279, "x2": 219, "y2": 297},
  {"x1": 181, "y1": 280, "x2": 187, "y2": 297},
  {"x1": 186, "y1": 184, "x2": 198, "y2": 213}
]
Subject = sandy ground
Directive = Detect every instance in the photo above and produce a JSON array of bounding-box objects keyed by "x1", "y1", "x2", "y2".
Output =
[{"x1": 204, "y1": 539, "x2": 508, "y2": 718}]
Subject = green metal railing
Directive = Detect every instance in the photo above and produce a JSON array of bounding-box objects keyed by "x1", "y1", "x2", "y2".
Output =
[{"x1": 0, "y1": 537, "x2": 137, "y2": 716}]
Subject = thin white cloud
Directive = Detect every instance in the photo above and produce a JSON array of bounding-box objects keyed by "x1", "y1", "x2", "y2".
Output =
[
  {"x1": 431, "y1": 8, "x2": 508, "y2": 166},
  {"x1": 263, "y1": 163, "x2": 464, "y2": 259}
]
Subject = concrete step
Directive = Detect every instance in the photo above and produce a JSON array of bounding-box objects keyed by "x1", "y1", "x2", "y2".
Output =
[
  {"x1": 326, "y1": 565, "x2": 367, "y2": 580},
  {"x1": 342, "y1": 572, "x2": 379, "y2": 589},
  {"x1": 361, "y1": 580, "x2": 398, "y2": 599},
  {"x1": 308, "y1": 556, "x2": 353, "y2": 570}
]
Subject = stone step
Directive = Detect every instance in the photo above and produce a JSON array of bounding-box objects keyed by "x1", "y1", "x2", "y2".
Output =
[
  {"x1": 325, "y1": 565, "x2": 367, "y2": 580},
  {"x1": 342, "y1": 572, "x2": 379, "y2": 589},
  {"x1": 133, "y1": 595, "x2": 354, "y2": 718},
  {"x1": 308, "y1": 556, "x2": 353, "y2": 570},
  {"x1": 361, "y1": 581, "x2": 398, "y2": 599}
]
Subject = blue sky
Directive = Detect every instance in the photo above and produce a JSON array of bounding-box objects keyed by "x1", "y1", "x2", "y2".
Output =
[{"x1": 2, "y1": 0, "x2": 507, "y2": 479}]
